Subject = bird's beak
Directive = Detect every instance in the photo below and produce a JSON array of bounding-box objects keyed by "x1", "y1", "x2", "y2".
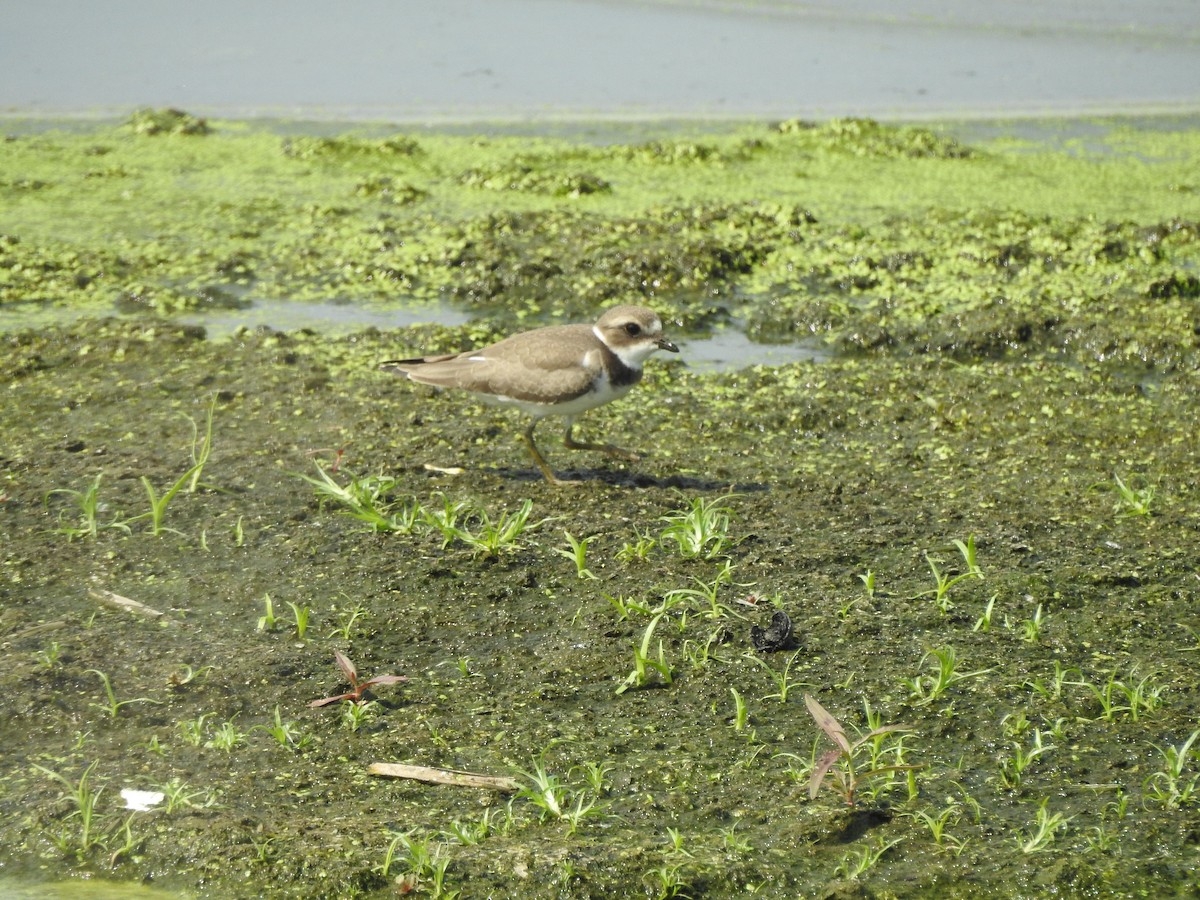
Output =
[{"x1": 658, "y1": 337, "x2": 680, "y2": 353}]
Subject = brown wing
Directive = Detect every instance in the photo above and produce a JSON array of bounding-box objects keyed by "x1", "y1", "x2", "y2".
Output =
[{"x1": 380, "y1": 324, "x2": 603, "y2": 404}]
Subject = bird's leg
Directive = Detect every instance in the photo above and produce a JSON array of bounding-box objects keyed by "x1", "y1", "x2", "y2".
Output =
[
  {"x1": 522, "y1": 419, "x2": 582, "y2": 486},
  {"x1": 563, "y1": 420, "x2": 639, "y2": 462}
]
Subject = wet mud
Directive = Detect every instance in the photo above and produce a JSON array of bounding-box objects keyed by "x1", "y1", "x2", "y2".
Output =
[{"x1": 1, "y1": 112, "x2": 1198, "y2": 898}]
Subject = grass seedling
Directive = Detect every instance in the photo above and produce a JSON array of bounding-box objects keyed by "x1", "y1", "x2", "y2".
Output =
[
  {"x1": 33, "y1": 761, "x2": 106, "y2": 860},
  {"x1": 157, "y1": 777, "x2": 217, "y2": 812},
  {"x1": 44, "y1": 473, "x2": 131, "y2": 539},
  {"x1": 804, "y1": 694, "x2": 918, "y2": 807},
  {"x1": 185, "y1": 395, "x2": 217, "y2": 492},
  {"x1": 998, "y1": 729, "x2": 1056, "y2": 790},
  {"x1": 682, "y1": 627, "x2": 729, "y2": 670},
  {"x1": 1070, "y1": 667, "x2": 1166, "y2": 722},
  {"x1": 285, "y1": 601, "x2": 311, "y2": 640},
  {"x1": 514, "y1": 756, "x2": 606, "y2": 835},
  {"x1": 309, "y1": 649, "x2": 407, "y2": 707},
  {"x1": 972, "y1": 594, "x2": 997, "y2": 632},
  {"x1": 730, "y1": 688, "x2": 750, "y2": 734},
  {"x1": 135, "y1": 447, "x2": 208, "y2": 535},
  {"x1": 256, "y1": 706, "x2": 310, "y2": 750},
  {"x1": 605, "y1": 592, "x2": 655, "y2": 621},
  {"x1": 341, "y1": 699, "x2": 378, "y2": 731},
  {"x1": 834, "y1": 837, "x2": 903, "y2": 879},
  {"x1": 746, "y1": 649, "x2": 808, "y2": 703},
  {"x1": 658, "y1": 493, "x2": 737, "y2": 559},
  {"x1": 106, "y1": 814, "x2": 139, "y2": 868},
  {"x1": 644, "y1": 863, "x2": 688, "y2": 900},
  {"x1": 297, "y1": 463, "x2": 421, "y2": 533},
  {"x1": 440, "y1": 809, "x2": 497, "y2": 845},
  {"x1": 617, "y1": 526, "x2": 656, "y2": 562},
  {"x1": 451, "y1": 498, "x2": 545, "y2": 557},
  {"x1": 1109, "y1": 473, "x2": 1155, "y2": 518},
  {"x1": 615, "y1": 610, "x2": 674, "y2": 694},
  {"x1": 328, "y1": 602, "x2": 366, "y2": 640},
  {"x1": 1144, "y1": 729, "x2": 1199, "y2": 809},
  {"x1": 903, "y1": 803, "x2": 967, "y2": 855},
  {"x1": 1021, "y1": 603, "x2": 1045, "y2": 643},
  {"x1": 257, "y1": 594, "x2": 278, "y2": 632},
  {"x1": 1024, "y1": 661, "x2": 1081, "y2": 702},
  {"x1": 379, "y1": 831, "x2": 458, "y2": 898},
  {"x1": 721, "y1": 824, "x2": 753, "y2": 855},
  {"x1": 858, "y1": 569, "x2": 876, "y2": 600},
  {"x1": 86, "y1": 669, "x2": 159, "y2": 719},
  {"x1": 203, "y1": 718, "x2": 247, "y2": 752},
  {"x1": 35, "y1": 641, "x2": 62, "y2": 671},
  {"x1": 555, "y1": 530, "x2": 597, "y2": 580},
  {"x1": 662, "y1": 559, "x2": 739, "y2": 620},
  {"x1": 422, "y1": 492, "x2": 477, "y2": 548},
  {"x1": 1019, "y1": 799, "x2": 1072, "y2": 853},
  {"x1": 178, "y1": 713, "x2": 211, "y2": 746},
  {"x1": 902, "y1": 647, "x2": 994, "y2": 707},
  {"x1": 915, "y1": 534, "x2": 983, "y2": 612}
]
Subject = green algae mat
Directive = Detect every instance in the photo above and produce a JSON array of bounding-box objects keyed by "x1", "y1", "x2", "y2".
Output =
[{"x1": 1, "y1": 110, "x2": 1199, "y2": 898}]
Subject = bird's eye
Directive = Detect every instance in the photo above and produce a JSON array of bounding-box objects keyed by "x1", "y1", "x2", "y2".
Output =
[{"x1": 624, "y1": 323, "x2": 641, "y2": 336}]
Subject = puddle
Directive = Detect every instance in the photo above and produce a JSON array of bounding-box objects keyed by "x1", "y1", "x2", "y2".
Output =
[
  {"x1": 0, "y1": 299, "x2": 827, "y2": 373},
  {"x1": 677, "y1": 327, "x2": 830, "y2": 371}
]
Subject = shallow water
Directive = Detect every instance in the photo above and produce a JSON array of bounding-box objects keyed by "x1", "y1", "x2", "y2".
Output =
[{"x1": 3, "y1": 0, "x2": 1197, "y2": 121}]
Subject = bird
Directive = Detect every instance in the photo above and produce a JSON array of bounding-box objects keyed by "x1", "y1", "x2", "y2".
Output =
[{"x1": 380, "y1": 305, "x2": 679, "y2": 484}]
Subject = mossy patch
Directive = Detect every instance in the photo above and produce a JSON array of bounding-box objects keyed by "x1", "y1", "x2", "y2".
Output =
[{"x1": 1, "y1": 113, "x2": 1199, "y2": 898}]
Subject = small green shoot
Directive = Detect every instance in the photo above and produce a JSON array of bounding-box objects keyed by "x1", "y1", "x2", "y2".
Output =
[
  {"x1": 35, "y1": 641, "x2": 62, "y2": 671},
  {"x1": 858, "y1": 569, "x2": 876, "y2": 599},
  {"x1": 203, "y1": 718, "x2": 247, "y2": 752},
  {"x1": 1019, "y1": 799, "x2": 1072, "y2": 852},
  {"x1": 1143, "y1": 729, "x2": 1199, "y2": 809},
  {"x1": 998, "y1": 729, "x2": 1056, "y2": 790},
  {"x1": 44, "y1": 473, "x2": 131, "y2": 539},
  {"x1": 616, "y1": 526, "x2": 656, "y2": 562},
  {"x1": 902, "y1": 647, "x2": 994, "y2": 707},
  {"x1": 86, "y1": 669, "x2": 159, "y2": 719},
  {"x1": 285, "y1": 601, "x2": 311, "y2": 640},
  {"x1": 915, "y1": 534, "x2": 984, "y2": 612},
  {"x1": 32, "y1": 760, "x2": 107, "y2": 860},
  {"x1": 341, "y1": 699, "x2": 378, "y2": 731},
  {"x1": 746, "y1": 649, "x2": 808, "y2": 703},
  {"x1": 615, "y1": 610, "x2": 674, "y2": 694},
  {"x1": 257, "y1": 594, "x2": 278, "y2": 632},
  {"x1": 451, "y1": 498, "x2": 545, "y2": 557},
  {"x1": 256, "y1": 706, "x2": 310, "y2": 750},
  {"x1": 1109, "y1": 473, "x2": 1155, "y2": 518},
  {"x1": 659, "y1": 493, "x2": 737, "y2": 559},
  {"x1": 834, "y1": 837, "x2": 903, "y2": 879},
  {"x1": 514, "y1": 755, "x2": 607, "y2": 835},
  {"x1": 555, "y1": 530, "x2": 598, "y2": 580},
  {"x1": 1020, "y1": 603, "x2": 1045, "y2": 643}
]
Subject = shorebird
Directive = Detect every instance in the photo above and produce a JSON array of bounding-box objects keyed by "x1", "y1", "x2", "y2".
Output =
[{"x1": 380, "y1": 305, "x2": 678, "y2": 484}]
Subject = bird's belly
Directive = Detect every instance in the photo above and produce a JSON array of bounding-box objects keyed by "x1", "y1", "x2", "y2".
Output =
[{"x1": 470, "y1": 377, "x2": 633, "y2": 418}]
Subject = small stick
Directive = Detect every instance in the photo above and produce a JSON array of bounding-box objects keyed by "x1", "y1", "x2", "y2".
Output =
[
  {"x1": 88, "y1": 588, "x2": 164, "y2": 618},
  {"x1": 367, "y1": 762, "x2": 521, "y2": 793}
]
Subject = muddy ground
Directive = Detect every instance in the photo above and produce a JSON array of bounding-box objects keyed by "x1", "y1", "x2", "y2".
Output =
[{"x1": 1, "y1": 113, "x2": 1198, "y2": 898}]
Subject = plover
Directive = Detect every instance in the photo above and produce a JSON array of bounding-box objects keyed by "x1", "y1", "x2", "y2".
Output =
[{"x1": 380, "y1": 305, "x2": 679, "y2": 484}]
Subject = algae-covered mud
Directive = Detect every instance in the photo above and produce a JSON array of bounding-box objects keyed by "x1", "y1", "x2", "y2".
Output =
[{"x1": 1, "y1": 112, "x2": 1199, "y2": 898}]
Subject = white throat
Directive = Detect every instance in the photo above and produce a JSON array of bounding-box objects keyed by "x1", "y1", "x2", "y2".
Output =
[{"x1": 594, "y1": 324, "x2": 659, "y2": 369}]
